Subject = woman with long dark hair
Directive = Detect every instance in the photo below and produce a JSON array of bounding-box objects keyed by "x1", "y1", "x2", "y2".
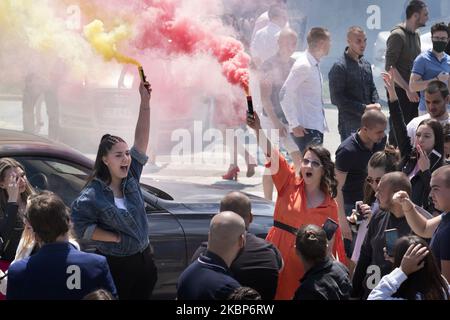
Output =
[
  {"x1": 71, "y1": 81, "x2": 157, "y2": 300},
  {"x1": 247, "y1": 112, "x2": 346, "y2": 300},
  {"x1": 384, "y1": 70, "x2": 444, "y2": 211},
  {"x1": 348, "y1": 146, "x2": 400, "y2": 263},
  {"x1": 0, "y1": 158, "x2": 35, "y2": 299},
  {"x1": 0, "y1": 158, "x2": 35, "y2": 263},
  {"x1": 368, "y1": 235, "x2": 449, "y2": 300}
]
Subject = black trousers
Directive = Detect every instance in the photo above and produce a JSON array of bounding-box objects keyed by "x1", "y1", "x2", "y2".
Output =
[
  {"x1": 103, "y1": 245, "x2": 158, "y2": 300},
  {"x1": 388, "y1": 86, "x2": 419, "y2": 146}
]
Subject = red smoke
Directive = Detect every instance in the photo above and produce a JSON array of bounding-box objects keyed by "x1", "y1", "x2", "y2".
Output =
[{"x1": 135, "y1": 0, "x2": 250, "y2": 92}]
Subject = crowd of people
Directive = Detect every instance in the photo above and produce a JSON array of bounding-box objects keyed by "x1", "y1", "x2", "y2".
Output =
[{"x1": 1, "y1": 0, "x2": 450, "y2": 301}]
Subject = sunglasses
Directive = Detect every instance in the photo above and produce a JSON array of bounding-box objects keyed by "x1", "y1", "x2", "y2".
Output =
[
  {"x1": 302, "y1": 158, "x2": 322, "y2": 168},
  {"x1": 366, "y1": 177, "x2": 381, "y2": 185}
]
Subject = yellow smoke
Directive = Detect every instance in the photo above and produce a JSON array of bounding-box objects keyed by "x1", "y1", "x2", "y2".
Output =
[
  {"x1": 84, "y1": 19, "x2": 140, "y2": 67},
  {"x1": 0, "y1": 0, "x2": 93, "y2": 78}
]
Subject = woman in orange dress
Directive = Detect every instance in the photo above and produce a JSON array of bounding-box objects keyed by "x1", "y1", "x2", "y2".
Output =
[{"x1": 247, "y1": 113, "x2": 347, "y2": 300}]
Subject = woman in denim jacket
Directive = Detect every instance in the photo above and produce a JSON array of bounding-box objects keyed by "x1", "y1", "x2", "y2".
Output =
[{"x1": 71, "y1": 81, "x2": 157, "y2": 300}]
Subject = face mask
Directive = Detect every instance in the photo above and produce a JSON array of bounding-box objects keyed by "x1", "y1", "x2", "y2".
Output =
[{"x1": 433, "y1": 41, "x2": 447, "y2": 53}]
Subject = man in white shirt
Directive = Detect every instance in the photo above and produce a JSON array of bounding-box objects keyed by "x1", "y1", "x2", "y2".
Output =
[
  {"x1": 251, "y1": 0, "x2": 288, "y2": 44},
  {"x1": 280, "y1": 27, "x2": 331, "y2": 152},
  {"x1": 406, "y1": 80, "x2": 450, "y2": 145},
  {"x1": 250, "y1": 4, "x2": 288, "y2": 69}
]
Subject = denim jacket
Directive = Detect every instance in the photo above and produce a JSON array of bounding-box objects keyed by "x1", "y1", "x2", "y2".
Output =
[{"x1": 71, "y1": 146, "x2": 150, "y2": 257}]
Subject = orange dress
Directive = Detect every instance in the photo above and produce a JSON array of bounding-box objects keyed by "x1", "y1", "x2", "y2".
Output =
[{"x1": 265, "y1": 151, "x2": 347, "y2": 300}]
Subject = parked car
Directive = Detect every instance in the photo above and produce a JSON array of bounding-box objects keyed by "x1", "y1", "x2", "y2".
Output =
[{"x1": 0, "y1": 129, "x2": 274, "y2": 299}]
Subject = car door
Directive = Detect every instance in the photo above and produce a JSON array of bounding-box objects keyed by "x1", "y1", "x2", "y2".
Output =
[
  {"x1": 142, "y1": 195, "x2": 187, "y2": 299},
  {"x1": 14, "y1": 156, "x2": 188, "y2": 299}
]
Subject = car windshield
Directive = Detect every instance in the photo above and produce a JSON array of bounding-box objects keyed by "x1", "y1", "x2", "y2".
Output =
[{"x1": 15, "y1": 157, "x2": 90, "y2": 206}]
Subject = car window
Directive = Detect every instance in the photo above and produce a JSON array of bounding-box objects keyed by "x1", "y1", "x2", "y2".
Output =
[
  {"x1": 14, "y1": 157, "x2": 89, "y2": 206},
  {"x1": 43, "y1": 161, "x2": 87, "y2": 176}
]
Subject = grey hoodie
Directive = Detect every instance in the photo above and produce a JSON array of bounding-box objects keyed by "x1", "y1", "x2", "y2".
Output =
[{"x1": 385, "y1": 23, "x2": 421, "y2": 84}]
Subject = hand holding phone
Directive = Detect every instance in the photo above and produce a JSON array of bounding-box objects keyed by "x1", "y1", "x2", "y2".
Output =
[
  {"x1": 246, "y1": 95, "x2": 254, "y2": 115},
  {"x1": 322, "y1": 218, "x2": 339, "y2": 241},
  {"x1": 355, "y1": 201, "x2": 364, "y2": 224},
  {"x1": 385, "y1": 228, "x2": 398, "y2": 257}
]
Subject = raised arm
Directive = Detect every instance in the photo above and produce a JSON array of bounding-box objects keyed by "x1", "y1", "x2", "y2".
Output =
[
  {"x1": 247, "y1": 112, "x2": 272, "y2": 159},
  {"x1": 393, "y1": 191, "x2": 441, "y2": 238},
  {"x1": 383, "y1": 69, "x2": 413, "y2": 158},
  {"x1": 133, "y1": 81, "x2": 152, "y2": 155},
  {"x1": 385, "y1": 33, "x2": 418, "y2": 103}
]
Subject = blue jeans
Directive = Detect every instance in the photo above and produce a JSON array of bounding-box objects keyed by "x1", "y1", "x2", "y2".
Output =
[{"x1": 291, "y1": 129, "x2": 323, "y2": 154}]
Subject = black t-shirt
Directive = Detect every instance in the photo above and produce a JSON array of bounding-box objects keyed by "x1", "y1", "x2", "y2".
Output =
[
  {"x1": 430, "y1": 212, "x2": 450, "y2": 267},
  {"x1": 192, "y1": 232, "x2": 283, "y2": 300},
  {"x1": 293, "y1": 258, "x2": 351, "y2": 300},
  {"x1": 335, "y1": 133, "x2": 386, "y2": 204},
  {"x1": 352, "y1": 211, "x2": 412, "y2": 299}
]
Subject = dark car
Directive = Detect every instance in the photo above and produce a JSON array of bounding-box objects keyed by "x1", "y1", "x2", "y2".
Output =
[{"x1": 0, "y1": 129, "x2": 274, "y2": 299}]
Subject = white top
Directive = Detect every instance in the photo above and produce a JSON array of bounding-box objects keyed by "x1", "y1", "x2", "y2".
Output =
[
  {"x1": 250, "y1": 22, "x2": 282, "y2": 64},
  {"x1": 406, "y1": 113, "x2": 450, "y2": 145},
  {"x1": 280, "y1": 50, "x2": 328, "y2": 133},
  {"x1": 368, "y1": 267, "x2": 450, "y2": 300},
  {"x1": 251, "y1": 11, "x2": 270, "y2": 40},
  {"x1": 367, "y1": 267, "x2": 410, "y2": 300},
  {"x1": 114, "y1": 197, "x2": 126, "y2": 210},
  {"x1": 251, "y1": 12, "x2": 290, "y2": 44}
]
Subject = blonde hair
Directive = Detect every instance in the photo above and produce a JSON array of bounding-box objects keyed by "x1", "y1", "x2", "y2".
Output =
[{"x1": 0, "y1": 157, "x2": 35, "y2": 221}]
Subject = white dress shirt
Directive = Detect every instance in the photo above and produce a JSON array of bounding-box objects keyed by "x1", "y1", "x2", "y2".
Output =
[
  {"x1": 250, "y1": 22, "x2": 282, "y2": 64},
  {"x1": 280, "y1": 50, "x2": 328, "y2": 133}
]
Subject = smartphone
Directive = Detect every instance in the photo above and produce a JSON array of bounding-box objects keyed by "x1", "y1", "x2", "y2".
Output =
[
  {"x1": 355, "y1": 201, "x2": 365, "y2": 224},
  {"x1": 431, "y1": 149, "x2": 442, "y2": 160},
  {"x1": 322, "y1": 218, "x2": 339, "y2": 241},
  {"x1": 385, "y1": 228, "x2": 398, "y2": 257},
  {"x1": 246, "y1": 95, "x2": 254, "y2": 115},
  {"x1": 430, "y1": 149, "x2": 443, "y2": 170}
]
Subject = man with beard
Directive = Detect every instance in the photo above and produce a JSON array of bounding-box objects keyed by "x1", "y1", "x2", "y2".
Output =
[
  {"x1": 407, "y1": 81, "x2": 450, "y2": 145},
  {"x1": 410, "y1": 22, "x2": 450, "y2": 116},
  {"x1": 385, "y1": 0, "x2": 429, "y2": 145},
  {"x1": 393, "y1": 165, "x2": 450, "y2": 283},
  {"x1": 351, "y1": 172, "x2": 412, "y2": 299}
]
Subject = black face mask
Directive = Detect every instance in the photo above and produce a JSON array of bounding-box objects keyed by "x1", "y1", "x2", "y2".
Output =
[{"x1": 433, "y1": 41, "x2": 448, "y2": 53}]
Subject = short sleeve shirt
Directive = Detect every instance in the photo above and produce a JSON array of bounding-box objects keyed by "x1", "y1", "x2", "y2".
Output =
[
  {"x1": 411, "y1": 50, "x2": 450, "y2": 112},
  {"x1": 335, "y1": 133, "x2": 386, "y2": 204},
  {"x1": 430, "y1": 212, "x2": 450, "y2": 265}
]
